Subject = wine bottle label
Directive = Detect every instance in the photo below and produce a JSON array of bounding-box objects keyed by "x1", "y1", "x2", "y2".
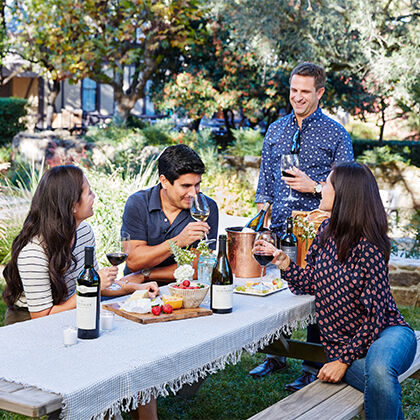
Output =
[
  {"x1": 77, "y1": 285, "x2": 98, "y2": 294},
  {"x1": 281, "y1": 245, "x2": 297, "y2": 263},
  {"x1": 77, "y1": 296, "x2": 97, "y2": 330},
  {"x1": 212, "y1": 284, "x2": 233, "y2": 310}
]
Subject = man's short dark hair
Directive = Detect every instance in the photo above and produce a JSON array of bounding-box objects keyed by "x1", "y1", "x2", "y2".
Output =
[
  {"x1": 290, "y1": 62, "x2": 326, "y2": 91},
  {"x1": 158, "y1": 144, "x2": 205, "y2": 184}
]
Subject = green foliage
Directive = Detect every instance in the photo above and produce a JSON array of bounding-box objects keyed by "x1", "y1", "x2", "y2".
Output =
[
  {"x1": 227, "y1": 129, "x2": 264, "y2": 157},
  {"x1": 169, "y1": 241, "x2": 196, "y2": 266},
  {"x1": 353, "y1": 140, "x2": 420, "y2": 167},
  {"x1": 158, "y1": 72, "x2": 219, "y2": 120},
  {"x1": 0, "y1": 98, "x2": 27, "y2": 146},
  {"x1": 0, "y1": 145, "x2": 12, "y2": 163},
  {"x1": 86, "y1": 162, "x2": 159, "y2": 267},
  {"x1": 358, "y1": 146, "x2": 406, "y2": 166}
]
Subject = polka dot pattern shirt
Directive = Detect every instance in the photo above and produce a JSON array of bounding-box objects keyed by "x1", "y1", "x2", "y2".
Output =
[
  {"x1": 256, "y1": 108, "x2": 354, "y2": 231},
  {"x1": 283, "y1": 220, "x2": 409, "y2": 365}
]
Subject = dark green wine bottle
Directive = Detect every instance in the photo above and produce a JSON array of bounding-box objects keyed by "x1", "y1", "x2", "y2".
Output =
[
  {"x1": 77, "y1": 246, "x2": 100, "y2": 339},
  {"x1": 211, "y1": 235, "x2": 233, "y2": 314},
  {"x1": 280, "y1": 217, "x2": 297, "y2": 263}
]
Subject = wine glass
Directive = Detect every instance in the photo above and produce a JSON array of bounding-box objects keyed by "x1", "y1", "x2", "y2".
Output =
[
  {"x1": 190, "y1": 192, "x2": 215, "y2": 244},
  {"x1": 105, "y1": 230, "x2": 130, "y2": 290},
  {"x1": 253, "y1": 230, "x2": 277, "y2": 283},
  {"x1": 281, "y1": 154, "x2": 299, "y2": 202}
]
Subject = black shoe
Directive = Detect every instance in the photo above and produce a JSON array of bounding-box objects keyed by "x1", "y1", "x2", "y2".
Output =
[
  {"x1": 249, "y1": 358, "x2": 287, "y2": 378},
  {"x1": 285, "y1": 372, "x2": 317, "y2": 392}
]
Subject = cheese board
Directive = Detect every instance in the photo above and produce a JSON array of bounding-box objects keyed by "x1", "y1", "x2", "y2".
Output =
[{"x1": 103, "y1": 302, "x2": 213, "y2": 324}]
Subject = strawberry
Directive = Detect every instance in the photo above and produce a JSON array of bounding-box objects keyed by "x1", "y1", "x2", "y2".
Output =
[
  {"x1": 162, "y1": 304, "x2": 173, "y2": 314},
  {"x1": 151, "y1": 306, "x2": 161, "y2": 316},
  {"x1": 182, "y1": 280, "x2": 190, "y2": 287}
]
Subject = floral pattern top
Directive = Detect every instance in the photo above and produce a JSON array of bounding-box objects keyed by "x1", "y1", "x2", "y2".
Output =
[{"x1": 283, "y1": 220, "x2": 409, "y2": 365}]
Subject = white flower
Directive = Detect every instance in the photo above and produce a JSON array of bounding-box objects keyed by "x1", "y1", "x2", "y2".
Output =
[{"x1": 174, "y1": 264, "x2": 194, "y2": 282}]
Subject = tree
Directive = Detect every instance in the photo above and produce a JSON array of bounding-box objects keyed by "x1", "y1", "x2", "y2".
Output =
[
  {"x1": 154, "y1": 18, "x2": 290, "y2": 140},
  {"x1": 211, "y1": 0, "x2": 419, "y2": 141},
  {"x1": 9, "y1": 0, "x2": 84, "y2": 127},
  {"x1": 9, "y1": 0, "x2": 206, "y2": 125},
  {"x1": 64, "y1": 0, "x2": 206, "y2": 122}
]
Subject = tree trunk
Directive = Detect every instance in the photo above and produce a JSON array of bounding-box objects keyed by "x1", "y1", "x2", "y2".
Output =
[
  {"x1": 223, "y1": 108, "x2": 235, "y2": 143},
  {"x1": 114, "y1": 89, "x2": 140, "y2": 124},
  {"x1": 189, "y1": 117, "x2": 201, "y2": 131},
  {"x1": 378, "y1": 101, "x2": 386, "y2": 146},
  {"x1": 45, "y1": 79, "x2": 60, "y2": 129}
]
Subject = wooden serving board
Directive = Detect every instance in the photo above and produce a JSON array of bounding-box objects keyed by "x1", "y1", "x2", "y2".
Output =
[{"x1": 103, "y1": 302, "x2": 213, "y2": 324}]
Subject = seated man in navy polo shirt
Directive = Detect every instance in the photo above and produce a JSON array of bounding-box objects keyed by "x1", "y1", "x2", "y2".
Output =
[{"x1": 122, "y1": 144, "x2": 218, "y2": 285}]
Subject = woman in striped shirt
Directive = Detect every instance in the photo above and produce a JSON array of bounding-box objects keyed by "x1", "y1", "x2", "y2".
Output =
[{"x1": 3, "y1": 165, "x2": 159, "y2": 325}]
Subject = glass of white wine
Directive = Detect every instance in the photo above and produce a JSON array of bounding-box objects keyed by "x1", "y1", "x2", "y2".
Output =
[{"x1": 190, "y1": 192, "x2": 215, "y2": 244}]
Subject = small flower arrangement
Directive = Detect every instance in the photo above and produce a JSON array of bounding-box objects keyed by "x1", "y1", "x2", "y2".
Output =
[
  {"x1": 169, "y1": 241, "x2": 196, "y2": 266},
  {"x1": 196, "y1": 240, "x2": 212, "y2": 256},
  {"x1": 294, "y1": 215, "x2": 317, "y2": 250},
  {"x1": 169, "y1": 241, "x2": 196, "y2": 283}
]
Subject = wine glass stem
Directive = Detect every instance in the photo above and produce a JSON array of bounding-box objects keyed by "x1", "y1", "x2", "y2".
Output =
[
  {"x1": 288, "y1": 186, "x2": 293, "y2": 200},
  {"x1": 260, "y1": 266, "x2": 264, "y2": 282}
]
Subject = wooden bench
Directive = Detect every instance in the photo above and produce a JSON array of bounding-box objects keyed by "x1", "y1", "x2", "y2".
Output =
[
  {"x1": 0, "y1": 380, "x2": 61, "y2": 418},
  {"x1": 250, "y1": 330, "x2": 420, "y2": 420}
]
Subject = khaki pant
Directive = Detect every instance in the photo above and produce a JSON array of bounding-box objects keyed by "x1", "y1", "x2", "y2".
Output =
[{"x1": 4, "y1": 306, "x2": 31, "y2": 325}]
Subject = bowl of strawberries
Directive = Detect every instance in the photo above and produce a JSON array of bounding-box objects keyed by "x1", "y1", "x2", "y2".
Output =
[{"x1": 168, "y1": 280, "x2": 209, "y2": 308}]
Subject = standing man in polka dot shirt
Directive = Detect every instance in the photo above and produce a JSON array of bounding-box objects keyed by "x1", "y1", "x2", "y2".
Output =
[{"x1": 249, "y1": 63, "x2": 354, "y2": 388}]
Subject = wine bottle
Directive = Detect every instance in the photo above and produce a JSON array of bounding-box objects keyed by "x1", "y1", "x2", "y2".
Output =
[
  {"x1": 77, "y1": 246, "x2": 100, "y2": 339},
  {"x1": 211, "y1": 235, "x2": 233, "y2": 314},
  {"x1": 280, "y1": 217, "x2": 297, "y2": 263},
  {"x1": 244, "y1": 201, "x2": 271, "y2": 231}
]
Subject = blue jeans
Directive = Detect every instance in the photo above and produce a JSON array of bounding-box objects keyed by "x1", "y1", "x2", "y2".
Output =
[{"x1": 342, "y1": 326, "x2": 417, "y2": 420}]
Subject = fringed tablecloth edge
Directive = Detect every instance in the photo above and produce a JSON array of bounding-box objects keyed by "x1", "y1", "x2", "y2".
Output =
[{"x1": 89, "y1": 311, "x2": 318, "y2": 420}]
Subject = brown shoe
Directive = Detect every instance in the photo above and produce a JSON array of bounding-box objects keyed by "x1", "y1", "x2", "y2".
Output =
[
  {"x1": 285, "y1": 372, "x2": 317, "y2": 392},
  {"x1": 249, "y1": 358, "x2": 287, "y2": 378}
]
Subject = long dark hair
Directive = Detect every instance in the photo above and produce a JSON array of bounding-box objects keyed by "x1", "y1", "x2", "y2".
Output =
[
  {"x1": 320, "y1": 162, "x2": 390, "y2": 263},
  {"x1": 2, "y1": 165, "x2": 84, "y2": 307}
]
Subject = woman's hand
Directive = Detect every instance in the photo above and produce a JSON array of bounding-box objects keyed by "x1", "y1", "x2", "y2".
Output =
[
  {"x1": 252, "y1": 239, "x2": 277, "y2": 256},
  {"x1": 98, "y1": 266, "x2": 118, "y2": 290},
  {"x1": 317, "y1": 360, "x2": 348, "y2": 383},
  {"x1": 121, "y1": 280, "x2": 160, "y2": 298},
  {"x1": 272, "y1": 249, "x2": 291, "y2": 271},
  {"x1": 144, "y1": 281, "x2": 159, "y2": 299}
]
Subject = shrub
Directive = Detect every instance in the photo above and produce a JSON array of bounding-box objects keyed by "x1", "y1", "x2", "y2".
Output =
[
  {"x1": 0, "y1": 97, "x2": 28, "y2": 146},
  {"x1": 86, "y1": 160, "x2": 159, "y2": 266},
  {"x1": 353, "y1": 139, "x2": 420, "y2": 167},
  {"x1": 227, "y1": 129, "x2": 264, "y2": 157}
]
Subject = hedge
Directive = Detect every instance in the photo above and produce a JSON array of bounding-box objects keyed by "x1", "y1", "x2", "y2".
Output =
[
  {"x1": 352, "y1": 139, "x2": 420, "y2": 167},
  {"x1": 0, "y1": 97, "x2": 28, "y2": 146}
]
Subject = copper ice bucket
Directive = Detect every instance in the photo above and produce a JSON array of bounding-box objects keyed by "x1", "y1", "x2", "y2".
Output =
[{"x1": 226, "y1": 227, "x2": 262, "y2": 278}]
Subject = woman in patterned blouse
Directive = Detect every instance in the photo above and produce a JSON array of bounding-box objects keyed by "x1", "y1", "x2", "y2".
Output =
[{"x1": 254, "y1": 162, "x2": 416, "y2": 419}]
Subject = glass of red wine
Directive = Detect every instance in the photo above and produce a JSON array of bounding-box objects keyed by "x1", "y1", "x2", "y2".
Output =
[
  {"x1": 190, "y1": 192, "x2": 215, "y2": 244},
  {"x1": 106, "y1": 231, "x2": 130, "y2": 290},
  {"x1": 253, "y1": 229, "x2": 277, "y2": 283},
  {"x1": 281, "y1": 154, "x2": 299, "y2": 201}
]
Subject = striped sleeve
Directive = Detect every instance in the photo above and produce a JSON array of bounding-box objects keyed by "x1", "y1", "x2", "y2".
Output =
[{"x1": 17, "y1": 240, "x2": 53, "y2": 312}]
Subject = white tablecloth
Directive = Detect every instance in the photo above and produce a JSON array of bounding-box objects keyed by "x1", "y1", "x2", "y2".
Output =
[{"x1": 0, "y1": 285, "x2": 315, "y2": 420}]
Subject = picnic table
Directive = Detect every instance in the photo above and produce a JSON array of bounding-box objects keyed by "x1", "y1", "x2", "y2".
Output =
[{"x1": 0, "y1": 279, "x2": 316, "y2": 419}]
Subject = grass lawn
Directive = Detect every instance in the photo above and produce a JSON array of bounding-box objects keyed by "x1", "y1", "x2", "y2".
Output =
[{"x1": 0, "y1": 286, "x2": 418, "y2": 420}]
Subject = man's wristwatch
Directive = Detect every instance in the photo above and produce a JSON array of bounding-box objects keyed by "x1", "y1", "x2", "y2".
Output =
[
  {"x1": 141, "y1": 269, "x2": 151, "y2": 282},
  {"x1": 313, "y1": 183, "x2": 322, "y2": 195}
]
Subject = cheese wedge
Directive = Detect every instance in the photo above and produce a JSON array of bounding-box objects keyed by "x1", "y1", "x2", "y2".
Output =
[{"x1": 162, "y1": 294, "x2": 183, "y2": 310}]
